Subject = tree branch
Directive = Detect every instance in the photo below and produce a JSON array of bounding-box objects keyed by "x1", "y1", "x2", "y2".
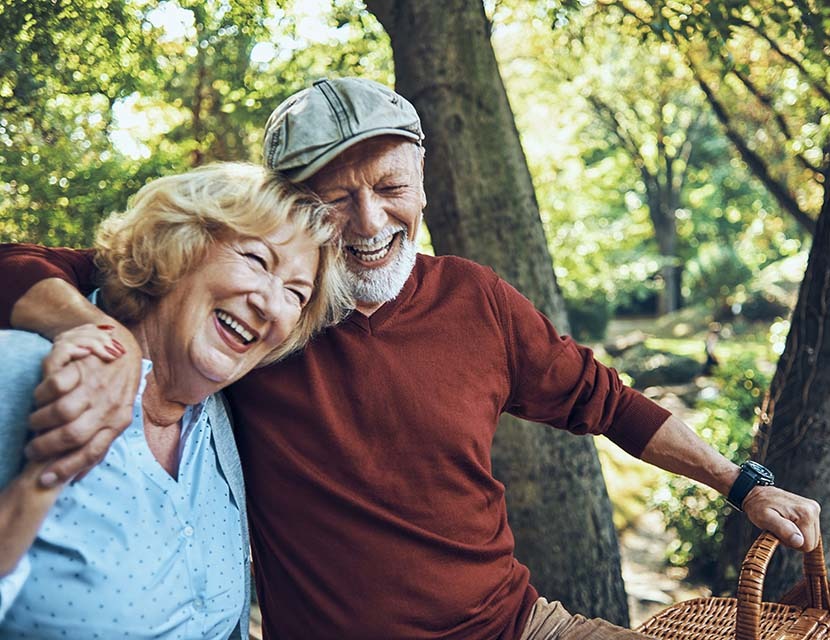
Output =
[
  {"x1": 692, "y1": 63, "x2": 816, "y2": 235},
  {"x1": 728, "y1": 66, "x2": 824, "y2": 177},
  {"x1": 735, "y1": 15, "x2": 830, "y2": 103}
]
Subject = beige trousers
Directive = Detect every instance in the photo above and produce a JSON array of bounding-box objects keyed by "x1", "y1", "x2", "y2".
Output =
[{"x1": 519, "y1": 598, "x2": 652, "y2": 640}]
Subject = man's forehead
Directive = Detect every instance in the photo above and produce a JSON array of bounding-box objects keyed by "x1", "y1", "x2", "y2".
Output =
[{"x1": 305, "y1": 137, "x2": 421, "y2": 186}]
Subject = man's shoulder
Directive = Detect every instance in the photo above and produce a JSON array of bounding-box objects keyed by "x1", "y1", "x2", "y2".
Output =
[{"x1": 415, "y1": 253, "x2": 501, "y2": 289}]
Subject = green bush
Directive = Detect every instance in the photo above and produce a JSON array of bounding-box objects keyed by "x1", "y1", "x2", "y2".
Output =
[
  {"x1": 683, "y1": 244, "x2": 753, "y2": 308},
  {"x1": 654, "y1": 353, "x2": 769, "y2": 580},
  {"x1": 565, "y1": 292, "x2": 612, "y2": 341}
]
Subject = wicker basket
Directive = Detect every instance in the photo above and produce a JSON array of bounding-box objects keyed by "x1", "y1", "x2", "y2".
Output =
[{"x1": 636, "y1": 531, "x2": 830, "y2": 639}]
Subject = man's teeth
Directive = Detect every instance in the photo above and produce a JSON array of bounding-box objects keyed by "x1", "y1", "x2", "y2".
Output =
[
  {"x1": 348, "y1": 234, "x2": 397, "y2": 262},
  {"x1": 216, "y1": 310, "x2": 255, "y2": 344}
]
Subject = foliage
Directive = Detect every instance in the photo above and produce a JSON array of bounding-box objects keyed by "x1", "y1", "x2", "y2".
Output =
[
  {"x1": 492, "y1": 1, "x2": 801, "y2": 320},
  {"x1": 0, "y1": 0, "x2": 392, "y2": 247},
  {"x1": 564, "y1": 289, "x2": 612, "y2": 341},
  {"x1": 0, "y1": 0, "x2": 161, "y2": 245},
  {"x1": 655, "y1": 352, "x2": 771, "y2": 580},
  {"x1": 583, "y1": 0, "x2": 828, "y2": 236},
  {"x1": 683, "y1": 244, "x2": 753, "y2": 308}
]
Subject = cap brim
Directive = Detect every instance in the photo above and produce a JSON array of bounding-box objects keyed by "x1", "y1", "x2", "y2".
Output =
[{"x1": 284, "y1": 127, "x2": 421, "y2": 183}]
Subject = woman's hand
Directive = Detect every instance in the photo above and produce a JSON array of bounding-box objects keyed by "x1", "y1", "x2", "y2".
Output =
[{"x1": 47, "y1": 323, "x2": 127, "y2": 365}]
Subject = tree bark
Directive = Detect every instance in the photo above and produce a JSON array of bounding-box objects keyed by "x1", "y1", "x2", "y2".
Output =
[
  {"x1": 720, "y1": 166, "x2": 830, "y2": 598},
  {"x1": 366, "y1": 0, "x2": 630, "y2": 624}
]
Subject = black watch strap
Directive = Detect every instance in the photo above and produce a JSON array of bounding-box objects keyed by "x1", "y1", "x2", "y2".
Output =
[
  {"x1": 727, "y1": 472, "x2": 757, "y2": 511},
  {"x1": 727, "y1": 461, "x2": 774, "y2": 511}
]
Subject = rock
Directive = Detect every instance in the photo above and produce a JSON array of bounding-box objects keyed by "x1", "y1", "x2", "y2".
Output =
[
  {"x1": 617, "y1": 345, "x2": 703, "y2": 389},
  {"x1": 604, "y1": 330, "x2": 648, "y2": 357}
]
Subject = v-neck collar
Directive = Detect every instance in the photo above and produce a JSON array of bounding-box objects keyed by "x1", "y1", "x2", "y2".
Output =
[{"x1": 345, "y1": 255, "x2": 421, "y2": 334}]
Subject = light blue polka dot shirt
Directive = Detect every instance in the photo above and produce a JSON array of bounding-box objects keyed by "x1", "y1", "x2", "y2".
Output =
[{"x1": 0, "y1": 360, "x2": 246, "y2": 639}]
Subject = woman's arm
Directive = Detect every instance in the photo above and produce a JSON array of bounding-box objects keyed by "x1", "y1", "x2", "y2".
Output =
[{"x1": 0, "y1": 461, "x2": 62, "y2": 576}]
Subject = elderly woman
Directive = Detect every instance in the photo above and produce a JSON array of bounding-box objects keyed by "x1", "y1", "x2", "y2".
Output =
[{"x1": 0, "y1": 162, "x2": 351, "y2": 639}]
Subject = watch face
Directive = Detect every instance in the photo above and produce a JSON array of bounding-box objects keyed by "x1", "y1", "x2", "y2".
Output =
[{"x1": 744, "y1": 460, "x2": 775, "y2": 483}]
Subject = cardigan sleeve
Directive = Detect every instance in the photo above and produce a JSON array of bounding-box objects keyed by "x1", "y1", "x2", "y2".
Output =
[
  {"x1": 496, "y1": 278, "x2": 670, "y2": 458},
  {"x1": 0, "y1": 331, "x2": 52, "y2": 619},
  {"x1": 0, "y1": 244, "x2": 97, "y2": 328}
]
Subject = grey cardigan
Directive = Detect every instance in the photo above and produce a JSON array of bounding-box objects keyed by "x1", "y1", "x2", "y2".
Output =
[{"x1": 0, "y1": 330, "x2": 250, "y2": 639}]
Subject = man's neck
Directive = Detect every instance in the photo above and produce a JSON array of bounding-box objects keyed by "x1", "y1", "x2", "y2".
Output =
[{"x1": 355, "y1": 300, "x2": 384, "y2": 317}]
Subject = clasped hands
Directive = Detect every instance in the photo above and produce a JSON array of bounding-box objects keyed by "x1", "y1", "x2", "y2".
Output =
[{"x1": 25, "y1": 323, "x2": 141, "y2": 487}]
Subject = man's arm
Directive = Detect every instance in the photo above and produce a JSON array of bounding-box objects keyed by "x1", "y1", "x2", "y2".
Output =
[
  {"x1": 0, "y1": 243, "x2": 97, "y2": 329},
  {"x1": 641, "y1": 415, "x2": 821, "y2": 551},
  {"x1": 493, "y1": 274, "x2": 821, "y2": 552},
  {"x1": 0, "y1": 245, "x2": 142, "y2": 487}
]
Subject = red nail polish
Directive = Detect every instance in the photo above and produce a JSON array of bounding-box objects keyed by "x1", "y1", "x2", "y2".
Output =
[
  {"x1": 97, "y1": 324, "x2": 115, "y2": 330},
  {"x1": 105, "y1": 345, "x2": 120, "y2": 357},
  {"x1": 112, "y1": 339, "x2": 126, "y2": 354}
]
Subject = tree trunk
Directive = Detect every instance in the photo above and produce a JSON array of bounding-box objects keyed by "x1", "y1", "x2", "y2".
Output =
[
  {"x1": 652, "y1": 206, "x2": 680, "y2": 316},
  {"x1": 720, "y1": 174, "x2": 830, "y2": 598},
  {"x1": 366, "y1": 0, "x2": 630, "y2": 624},
  {"x1": 645, "y1": 170, "x2": 681, "y2": 315}
]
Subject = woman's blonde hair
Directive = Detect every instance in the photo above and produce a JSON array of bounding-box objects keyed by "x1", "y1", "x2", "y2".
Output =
[{"x1": 94, "y1": 162, "x2": 352, "y2": 364}]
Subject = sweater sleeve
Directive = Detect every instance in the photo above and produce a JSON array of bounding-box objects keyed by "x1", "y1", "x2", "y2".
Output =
[
  {"x1": 0, "y1": 244, "x2": 97, "y2": 328},
  {"x1": 496, "y1": 279, "x2": 670, "y2": 458}
]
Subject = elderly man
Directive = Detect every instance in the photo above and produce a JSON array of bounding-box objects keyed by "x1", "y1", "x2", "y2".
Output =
[{"x1": 0, "y1": 78, "x2": 820, "y2": 640}]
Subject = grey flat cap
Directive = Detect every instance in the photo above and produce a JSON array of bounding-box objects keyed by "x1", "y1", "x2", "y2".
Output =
[{"x1": 263, "y1": 77, "x2": 424, "y2": 182}]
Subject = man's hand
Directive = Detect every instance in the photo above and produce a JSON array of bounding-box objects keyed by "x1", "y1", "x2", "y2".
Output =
[
  {"x1": 742, "y1": 485, "x2": 821, "y2": 551},
  {"x1": 25, "y1": 325, "x2": 142, "y2": 487}
]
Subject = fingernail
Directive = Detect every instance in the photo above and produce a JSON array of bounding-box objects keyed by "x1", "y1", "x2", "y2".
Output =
[
  {"x1": 40, "y1": 472, "x2": 59, "y2": 488},
  {"x1": 97, "y1": 324, "x2": 115, "y2": 331},
  {"x1": 105, "y1": 345, "x2": 121, "y2": 357},
  {"x1": 111, "y1": 339, "x2": 126, "y2": 354}
]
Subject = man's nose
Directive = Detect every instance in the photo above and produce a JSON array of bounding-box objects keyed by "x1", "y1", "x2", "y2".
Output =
[{"x1": 349, "y1": 192, "x2": 387, "y2": 237}]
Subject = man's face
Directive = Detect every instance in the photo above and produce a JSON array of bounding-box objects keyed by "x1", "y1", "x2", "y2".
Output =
[{"x1": 305, "y1": 136, "x2": 426, "y2": 313}]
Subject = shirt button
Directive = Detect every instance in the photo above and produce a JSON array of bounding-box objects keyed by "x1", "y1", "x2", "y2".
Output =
[
  {"x1": 183, "y1": 525, "x2": 194, "y2": 537},
  {"x1": 193, "y1": 598, "x2": 205, "y2": 610}
]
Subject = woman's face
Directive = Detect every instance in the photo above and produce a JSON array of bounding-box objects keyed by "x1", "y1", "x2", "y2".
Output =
[{"x1": 152, "y1": 221, "x2": 319, "y2": 395}]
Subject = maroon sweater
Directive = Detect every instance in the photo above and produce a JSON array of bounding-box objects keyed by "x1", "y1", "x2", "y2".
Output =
[{"x1": 0, "y1": 245, "x2": 670, "y2": 640}]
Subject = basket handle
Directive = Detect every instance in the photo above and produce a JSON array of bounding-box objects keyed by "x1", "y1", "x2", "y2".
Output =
[{"x1": 735, "y1": 531, "x2": 829, "y2": 640}]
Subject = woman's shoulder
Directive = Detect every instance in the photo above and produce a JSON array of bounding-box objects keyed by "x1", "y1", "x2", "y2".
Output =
[
  {"x1": 0, "y1": 331, "x2": 51, "y2": 486},
  {"x1": 0, "y1": 330, "x2": 51, "y2": 386}
]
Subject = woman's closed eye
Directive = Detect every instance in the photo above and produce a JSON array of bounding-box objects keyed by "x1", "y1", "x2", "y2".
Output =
[
  {"x1": 243, "y1": 252, "x2": 268, "y2": 269},
  {"x1": 287, "y1": 287, "x2": 308, "y2": 307}
]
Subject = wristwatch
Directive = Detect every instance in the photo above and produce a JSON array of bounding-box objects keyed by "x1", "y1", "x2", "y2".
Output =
[{"x1": 727, "y1": 461, "x2": 775, "y2": 511}]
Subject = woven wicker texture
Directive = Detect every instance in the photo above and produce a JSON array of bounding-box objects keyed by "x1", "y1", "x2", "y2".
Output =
[{"x1": 636, "y1": 532, "x2": 830, "y2": 640}]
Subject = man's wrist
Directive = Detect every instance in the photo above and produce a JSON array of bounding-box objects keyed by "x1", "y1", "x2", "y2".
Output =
[{"x1": 727, "y1": 461, "x2": 775, "y2": 511}]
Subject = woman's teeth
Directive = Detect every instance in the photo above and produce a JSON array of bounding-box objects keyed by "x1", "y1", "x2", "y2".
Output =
[{"x1": 215, "y1": 310, "x2": 255, "y2": 344}]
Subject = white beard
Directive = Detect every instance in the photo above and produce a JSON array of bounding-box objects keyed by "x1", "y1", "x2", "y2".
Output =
[{"x1": 346, "y1": 232, "x2": 417, "y2": 306}]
